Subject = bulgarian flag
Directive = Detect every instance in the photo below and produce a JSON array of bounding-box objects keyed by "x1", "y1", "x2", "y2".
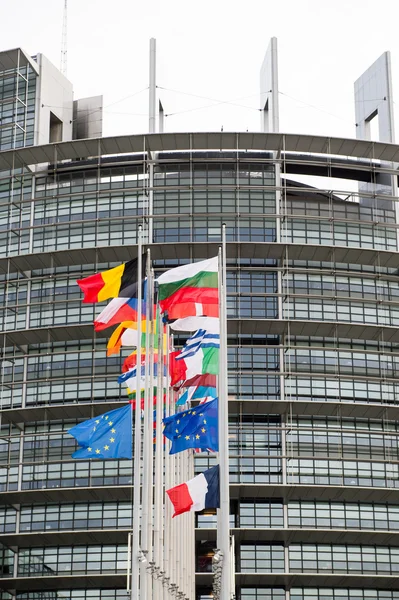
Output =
[{"x1": 156, "y1": 257, "x2": 218, "y2": 319}]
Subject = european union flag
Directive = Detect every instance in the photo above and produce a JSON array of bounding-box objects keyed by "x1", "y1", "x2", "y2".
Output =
[
  {"x1": 162, "y1": 397, "x2": 218, "y2": 455},
  {"x1": 68, "y1": 404, "x2": 132, "y2": 459}
]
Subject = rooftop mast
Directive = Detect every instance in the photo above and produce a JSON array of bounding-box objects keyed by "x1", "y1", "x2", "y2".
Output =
[{"x1": 60, "y1": 0, "x2": 68, "y2": 76}]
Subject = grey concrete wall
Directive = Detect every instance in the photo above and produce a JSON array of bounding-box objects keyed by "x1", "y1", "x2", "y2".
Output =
[
  {"x1": 73, "y1": 95, "x2": 103, "y2": 140},
  {"x1": 34, "y1": 53, "x2": 73, "y2": 145},
  {"x1": 354, "y1": 52, "x2": 395, "y2": 143}
]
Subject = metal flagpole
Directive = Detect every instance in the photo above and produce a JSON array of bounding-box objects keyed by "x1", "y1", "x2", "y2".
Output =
[
  {"x1": 154, "y1": 303, "x2": 164, "y2": 600},
  {"x1": 140, "y1": 250, "x2": 152, "y2": 598},
  {"x1": 154, "y1": 308, "x2": 164, "y2": 600},
  {"x1": 176, "y1": 424, "x2": 183, "y2": 598},
  {"x1": 131, "y1": 228, "x2": 143, "y2": 600},
  {"x1": 163, "y1": 326, "x2": 172, "y2": 599},
  {"x1": 181, "y1": 450, "x2": 187, "y2": 596},
  {"x1": 183, "y1": 449, "x2": 190, "y2": 597},
  {"x1": 217, "y1": 225, "x2": 232, "y2": 600},
  {"x1": 147, "y1": 297, "x2": 156, "y2": 598},
  {"x1": 168, "y1": 334, "x2": 177, "y2": 594},
  {"x1": 188, "y1": 449, "x2": 196, "y2": 600}
]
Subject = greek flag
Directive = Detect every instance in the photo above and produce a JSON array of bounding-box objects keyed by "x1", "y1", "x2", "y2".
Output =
[{"x1": 176, "y1": 329, "x2": 220, "y2": 361}]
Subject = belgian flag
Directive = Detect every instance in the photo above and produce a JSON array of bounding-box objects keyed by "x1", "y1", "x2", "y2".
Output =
[{"x1": 77, "y1": 258, "x2": 140, "y2": 303}]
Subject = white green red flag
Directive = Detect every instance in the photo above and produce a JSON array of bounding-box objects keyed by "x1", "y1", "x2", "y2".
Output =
[{"x1": 156, "y1": 257, "x2": 218, "y2": 320}]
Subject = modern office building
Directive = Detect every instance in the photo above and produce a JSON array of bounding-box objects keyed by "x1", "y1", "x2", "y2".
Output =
[{"x1": 0, "y1": 41, "x2": 399, "y2": 600}]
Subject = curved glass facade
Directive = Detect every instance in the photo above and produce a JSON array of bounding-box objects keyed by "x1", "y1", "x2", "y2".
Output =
[{"x1": 0, "y1": 134, "x2": 398, "y2": 600}]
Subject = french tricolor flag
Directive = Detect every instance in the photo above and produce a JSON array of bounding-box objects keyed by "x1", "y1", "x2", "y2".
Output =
[{"x1": 166, "y1": 465, "x2": 220, "y2": 517}]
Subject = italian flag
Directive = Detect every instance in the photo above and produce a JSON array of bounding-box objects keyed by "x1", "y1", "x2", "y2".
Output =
[{"x1": 156, "y1": 257, "x2": 218, "y2": 318}]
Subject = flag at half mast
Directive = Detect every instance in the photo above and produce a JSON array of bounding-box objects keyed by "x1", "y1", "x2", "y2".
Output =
[
  {"x1": 68, "y1": 404, "x2": 132, "y2": 459},
  {"x1": 156, "y1": 256, "x2": 218, "y2": 319},
  {"x1": 166, "y1": 465, "x2": 220, "y2": 517},
  {"x1": 77, "y1": 257, "x2": 142, "y2": 304},
  {"x1": 162, "y1": 397, "x2": 218, "y2": 454}
]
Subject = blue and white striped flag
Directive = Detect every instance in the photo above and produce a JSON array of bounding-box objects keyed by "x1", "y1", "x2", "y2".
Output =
[{"x1": 176, "y1": 329, "x2": 220, "y2": 361}]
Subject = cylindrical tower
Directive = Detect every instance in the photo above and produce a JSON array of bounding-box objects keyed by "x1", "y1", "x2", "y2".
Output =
[{"x1": 0, "y1": 133, "x2": 398, "y2": 600}]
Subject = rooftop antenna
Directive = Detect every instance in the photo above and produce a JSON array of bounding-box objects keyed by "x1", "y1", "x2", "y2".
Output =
[{"x1": 60, "y1": 0, "x2": 68, "y2": 76}]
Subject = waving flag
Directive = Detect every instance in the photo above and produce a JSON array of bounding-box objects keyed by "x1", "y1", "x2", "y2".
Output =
[
  {"x1": 170, "y1": 316, "x2": 220, "y2": 333},
  {"x1": 177, "y1": 385, "x2": 218, "y2": 406},
  {"x1": 157, "y1": 257, "x2": 219, "y2": 319},
  {"x1": 173, "y1": 373, "x2": 217, "y2": 392},
  {"x1": 177, "y1": 329, "x2": 220, "y2": 360},
  {"x1": 68, "y1": 404, "x2": 132, "y2": 459},
  {"x1": 171, "y1": 343, "x2": 219, "y2": 386},
  {"x1": 162, "y1": 397, "x2": 218, "y2": 454},
  {"x1": 166, "y1": 465, "x2": 220, "y2": 517},
  {"x1": 169, "y1": 350, "x2": 188, "y2": 386},
  {"x1": 77, "y1": 258, "x2": 141, "y2": 303},
  {"x1": 107, "y1": 321, "x2": 146, "y2": 357},
  {"x1": 94, "y1": 282, "x2": 151, "y2": 331},
  {"x1": 118, "y1": 363, "x2": 166, "y2": 386},
  {"x1": 166, "y1": 302, "x2": 219, "y2": 321},
  {"x1": 122, "y1": 350, "x2": 161, "y2": 373},
  {"x1": 94, "y1": 297, "x2": 141, "y2": 331}
]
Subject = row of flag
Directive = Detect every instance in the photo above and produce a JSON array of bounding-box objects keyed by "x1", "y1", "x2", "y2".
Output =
[{"x1": 68, "y1": 254, "x2": 222, "y2": 517}]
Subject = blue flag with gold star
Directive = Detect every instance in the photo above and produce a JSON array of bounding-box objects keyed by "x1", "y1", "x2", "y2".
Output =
[
  {"x1": 162, "y1": 397, "x2": 218, "y2": 454},
  {"x1": 68, "y1": 404, "x2": 132, "y2": 459}
]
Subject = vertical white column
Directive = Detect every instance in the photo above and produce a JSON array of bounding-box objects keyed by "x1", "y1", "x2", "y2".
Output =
[
  {"x1": 217, "y1": 229, "x2": 232, "y2": 600},
  {"x1": 131, "y1": 231, "x2": 143, "y2": 600},
  {"x1": 149, "y1": 38, "x2": 156, "y2": 134}
]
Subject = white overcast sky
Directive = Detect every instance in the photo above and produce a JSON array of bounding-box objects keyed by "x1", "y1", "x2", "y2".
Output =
[{"x1": 2, "y1": 0, "x2": 399, "y2": 140}]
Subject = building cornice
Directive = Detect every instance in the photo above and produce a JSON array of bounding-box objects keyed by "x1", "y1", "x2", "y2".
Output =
[{"x1": 1, "y1": 131, "x2": 399, "y2": 171}]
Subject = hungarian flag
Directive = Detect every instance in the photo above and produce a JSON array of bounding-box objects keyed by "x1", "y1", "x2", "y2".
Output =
[
  {"x1": 157, "y1": 257, "x2": 218, "y2": 319},
  {"x1": 77, "y1": 258, "x2": 141, "y2": 303},
  {"x1": 166, "y1": 465, "x2": 219, "y2": 517}
]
